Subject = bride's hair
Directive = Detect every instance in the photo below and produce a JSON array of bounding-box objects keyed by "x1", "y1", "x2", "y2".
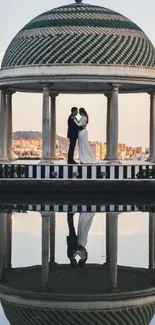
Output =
[{"x1": 79, "y1": 108, "x2": 89, "y2": 124}]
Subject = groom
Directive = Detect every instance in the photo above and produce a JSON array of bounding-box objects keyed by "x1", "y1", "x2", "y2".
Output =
[
  {"x1": 67, "y1": 213, "x2": 88, "y2": 268},
  {"x1": 67, "y1": 107, "x2": 83, "y2": 164}
]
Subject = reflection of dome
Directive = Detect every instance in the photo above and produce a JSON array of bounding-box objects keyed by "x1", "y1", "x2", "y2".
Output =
[
  {"x1": 1, "y1": 265, "x2": 155, "y2": 325},
  {"x1": 2, "y1": 301, "x2": 155, "y2": 325},
  {"x1": 2, "y1": 2, "x2": 155, "y2": 68}
]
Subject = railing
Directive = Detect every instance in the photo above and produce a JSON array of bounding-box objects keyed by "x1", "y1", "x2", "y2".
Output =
[
  {"x1": 0, "y1": 204, "x2": 154, "y2": 213},
  {"x1": 0, "y1": 164, "x2": 154, "y2": 179}
]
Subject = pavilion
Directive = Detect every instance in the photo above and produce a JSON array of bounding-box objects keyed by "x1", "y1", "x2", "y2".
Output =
[{"x1": 0, "y1": 0, "x2": 155, "y2": 163}]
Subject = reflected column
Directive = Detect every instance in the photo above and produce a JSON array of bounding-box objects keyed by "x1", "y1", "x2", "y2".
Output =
[
  {"x1": 6, "y1": 212, "x2": 12, "y2": 269},
  {"x1": 107, "y1": 212, "x2": 118, "y2": 291},
  {"x1": 106, "y1": 213, "x2": 110, "y2": 264},
  {"x1": 0, "y1": 212, "x2": 7, "y2": 279},
  {"x1": 50, "y1": 212, "x2": 56, "y2": 264},
  {"x1": 41, "y1": 213, "x2": 50, "y2": 289},
  {"x1": 149, "y1": 212, "x2": 155, "y2": 269}
]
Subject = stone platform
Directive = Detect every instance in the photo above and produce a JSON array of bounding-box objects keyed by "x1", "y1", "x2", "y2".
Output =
[{"x1": 0, "y1": 163, "x2": 155, "y2": 193}]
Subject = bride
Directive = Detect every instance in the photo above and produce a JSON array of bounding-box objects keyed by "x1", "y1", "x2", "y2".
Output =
[{"x1": 71, "y1": 108, "x2": 96, "y2": 164}]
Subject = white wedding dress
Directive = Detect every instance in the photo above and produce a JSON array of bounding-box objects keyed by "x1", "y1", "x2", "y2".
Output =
[
  {"x1": 73, "y1": 213, "x2": 95, "y2": 260},
  {"x1": 77, "y1": 213, "x2": 95, "y2": 248},
  {"x1": 74, "y1": 116, "x2": 96, "y2": 164}
]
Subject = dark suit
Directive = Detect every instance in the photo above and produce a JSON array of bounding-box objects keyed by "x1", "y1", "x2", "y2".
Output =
[
  {"x1": 67, "y1": 213, "x2": 78, "y2": 260},
  {"x1": 67, "y1": 114, "x2": 80, "y2": 163}
]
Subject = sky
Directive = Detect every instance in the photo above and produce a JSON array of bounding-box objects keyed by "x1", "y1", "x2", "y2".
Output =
[{"x1": 1, "y1": 0, "x2": 155, "y2": 146}]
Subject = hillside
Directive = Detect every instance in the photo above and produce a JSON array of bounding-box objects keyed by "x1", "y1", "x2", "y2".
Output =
[
  {"x1": 13, "y1": 131, "x2": 41, "y2": 140},
  {"x1": 13, "y1": 131, "x2": 68, "y2": 145}
]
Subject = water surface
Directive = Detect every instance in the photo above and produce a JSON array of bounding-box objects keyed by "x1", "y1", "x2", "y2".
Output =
[{"x1": 0, "y1": 205, "x2": 155, "y2": 324}]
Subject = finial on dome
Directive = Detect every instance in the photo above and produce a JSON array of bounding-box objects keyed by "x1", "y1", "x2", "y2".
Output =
[{"x1": 75, "y1": 0, "x2": 83, "y2": 3}]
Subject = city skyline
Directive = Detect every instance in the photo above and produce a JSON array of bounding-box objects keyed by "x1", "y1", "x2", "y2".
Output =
[
  {"x1": 12, "y1": 131, "x2": 149, "y2": 149},
  {"x1": 1, "y1": 0, "x2": 155, "y2": 147},
  {"x1": 12, "y1": 136, "x2": 147, "y2": 161}
]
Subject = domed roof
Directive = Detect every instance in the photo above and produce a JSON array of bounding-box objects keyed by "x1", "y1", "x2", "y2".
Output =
[{"x1": 2, "y1": 2, "x2": 155, "y2": 68}]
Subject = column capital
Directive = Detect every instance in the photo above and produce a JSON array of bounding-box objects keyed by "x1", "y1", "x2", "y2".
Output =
[
  {"x1": 6, "y1": 89, "x2": 16, "y2": 96},
  {"x1": 0, "y1": 88, "x2": 6, "y2": 94},
  {"x1": 112, "y1": 84, "x2": 121, "y2": 89},
  {"x1": 109, "y1": 83, "x2": 122, "y2": 91},
  {"x1": 107, "y1": 212, "x2": 119, "y2": 218},
  {"x1": 0, "y1": 88, "x2": 15, "y2": 96},
  {"x1": 148, "y1": 91, "x2": 155, "y2": 97},
  {"x1": 0, "y1": 89, "x2": 7, "y2": 97},
  {"x1": 41, "y1": 212, "x2": 54, "y2": 217},
  {"x1": 50, "y1": 92, "x2": 59, "y2": 98},
  {"x1": 104, "y1": 92, "x2": 112, "y2": 99},
  {"x1": 42, "y1": 85, "x2": 50, "y2": 92}
]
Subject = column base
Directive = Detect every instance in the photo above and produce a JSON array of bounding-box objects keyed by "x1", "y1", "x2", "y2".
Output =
[
  {"x1": 7, "y1": 157, "x2": 16, "y2": 162},
  {"x1": 40, "y1": 286, "x2": 52, "y2": 292},
  {"x1": 49, "y1": 156, "x2": 60, "y2": 161},
  {"x1": 49, "y1": 261, "x2": 58, "y2": 268},
  {"x1": 109, "y1": 287, "x2": 120, "y2": 293},
  {"x1": 104, "y1": 158, "x2": 122, "y2": 165},
  {"x1": 147, "y1": 157, "x2": 155, "y2": 163},
  {"x1": 0, "y1": 157, "x2": 9, "y2": 163},
  {"x1": 102, "y1": 261, "x2": 110, "y2": 267},
  {"x1": 39, "y1": 159, "x2": 54, "y2": 165}
]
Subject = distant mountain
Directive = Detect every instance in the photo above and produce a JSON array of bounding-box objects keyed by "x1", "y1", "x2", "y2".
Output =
[
  {"x1": 57, "y1": 135, "x2": 68, "y2": 146},
  {"x1": 13, "y1": 131, "x2": 68, "y2": 144},
  {"x1": 13, "y1": 131, "x2": 41, "y2": 140}
]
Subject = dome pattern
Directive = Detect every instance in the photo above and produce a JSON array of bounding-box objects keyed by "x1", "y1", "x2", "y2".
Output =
[
  {"x1": 2, "y1": 301, "x2": 155, "y2": 325},
  {"x1": 2, "y1": 3, "x2": 155, "y2": 68}
]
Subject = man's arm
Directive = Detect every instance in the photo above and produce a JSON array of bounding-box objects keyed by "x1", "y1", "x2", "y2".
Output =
[{"x1": 71, "y1": 117, "x2": 84, "y2": 130}]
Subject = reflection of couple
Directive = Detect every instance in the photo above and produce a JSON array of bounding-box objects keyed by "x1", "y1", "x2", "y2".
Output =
[
  {"x1": 67, "y1": 212, "x2": 94, "y2": 268},
  {"x1": 67, "y1": 107, "x2": 96, "y2": 164}
]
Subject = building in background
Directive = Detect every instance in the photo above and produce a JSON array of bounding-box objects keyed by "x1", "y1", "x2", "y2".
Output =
[{"x1": 12, "y1": 132, "x2": 148, "y2": 160}]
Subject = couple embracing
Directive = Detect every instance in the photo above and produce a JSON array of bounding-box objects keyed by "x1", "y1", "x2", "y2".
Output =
[{"x1": 67, "y1": 107, "x2": 95, "y2": 164}]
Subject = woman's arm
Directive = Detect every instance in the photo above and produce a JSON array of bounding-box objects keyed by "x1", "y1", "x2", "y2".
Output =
[{"x1": 73, "y1": 117, "x2": 86, "y2": 127}]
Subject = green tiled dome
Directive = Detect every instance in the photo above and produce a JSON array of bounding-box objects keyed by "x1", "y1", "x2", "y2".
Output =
[{"x1": 2, "y1": 2, "x2": 155, "y2": 68}]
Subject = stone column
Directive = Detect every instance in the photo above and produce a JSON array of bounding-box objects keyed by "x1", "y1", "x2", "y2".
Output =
[
  {"x1": 108, "y1": 213, "x2": 118, "y2": 291},
  {"x1": 6, "y1": 91, "x2": 13, "y2": 160},
  {"x1": 41, "y1": 214, "x2": 50, "y2": 289},
  {"x1": 149, "y1": 212, "x2": 155, "y2": 269},
  {"x1": 6, "y1": 213, "x2": 12, "y2": 269},
  {"x1": 149, "y1": 92, "x2": 155, "y2": 161},
  {"x1": 107, "y1": 85, "x2": 119, "y2": 161},
  {"x1": 49, "y1": 94, "x2": 58, "y2": 160},
  {"x1": 104, "y1": 93, "x2": 112, "y2": 159},
  {"x1": 0, "y1": 212, "x2": 7, "y2": 279},
  {"x1": 42, "y1": 86, "x2": 50, "y2": 162},
  {"x1": 50, "y1": 213, "x2": 56, "y2": 264},
  {"x1": 0, "y1": 91, "x2": 7, "y2": 161}
]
